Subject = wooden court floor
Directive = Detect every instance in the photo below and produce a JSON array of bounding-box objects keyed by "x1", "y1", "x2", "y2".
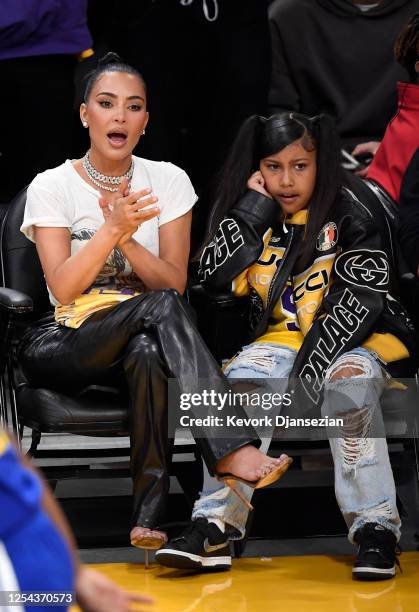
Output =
[{"x1": 78, "y1": 552, "x2": 419, "y2": 611}]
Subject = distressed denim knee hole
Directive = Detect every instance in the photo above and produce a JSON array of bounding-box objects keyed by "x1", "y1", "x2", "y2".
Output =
[
  {"x1": 225, "y1": 344, "x2": 279, "y2": 377},
  {"x1": 325, "y1": 354, "x2": 378, "y2": 474}
]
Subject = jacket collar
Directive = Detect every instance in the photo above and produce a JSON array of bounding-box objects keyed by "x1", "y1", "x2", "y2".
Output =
[{"x1": 285, "y1": 209, "x2": 309, "y2": 226}]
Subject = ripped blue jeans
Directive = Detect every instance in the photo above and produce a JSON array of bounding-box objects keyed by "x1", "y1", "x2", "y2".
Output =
[{"x1": 192, "y1": 342, "x2": 401, "y2": 544}]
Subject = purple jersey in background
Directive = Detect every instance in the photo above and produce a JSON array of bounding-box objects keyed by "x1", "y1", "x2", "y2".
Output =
[{"x1": 0, "y1": 0, "x2": 92, "y2": 60}]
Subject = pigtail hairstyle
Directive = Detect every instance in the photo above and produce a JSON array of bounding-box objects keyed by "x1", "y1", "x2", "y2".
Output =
[
  {"x1": 394, "y1": 13, "x2": 419, "y2": 83},
  {"x1": 202, "y1": 115, "x2": 266, "y2": 248},
  {"x1": 200, "y1": 111, "x2": 342, "y2": 267}
]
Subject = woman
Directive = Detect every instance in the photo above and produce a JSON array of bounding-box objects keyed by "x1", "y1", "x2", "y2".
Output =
[
  {"x1": 19, "y1": 54, "x2": 290, "y2": 558},
  {"x1": 156, "y1": 112, "x2": 416, "y2": 580}
]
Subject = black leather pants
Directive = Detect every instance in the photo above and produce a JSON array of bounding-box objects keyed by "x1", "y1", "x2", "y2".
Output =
[
  {"x1": 124, "y1": 331, "x2": 172, "y2": 528},
  {"x1": 19, "y1": 289, "x2": 259, "y2": 528}
]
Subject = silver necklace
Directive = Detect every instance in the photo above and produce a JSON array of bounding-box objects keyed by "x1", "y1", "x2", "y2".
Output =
[{"x1": 82, "y1": 150, "x2": 134, "y2": 192}]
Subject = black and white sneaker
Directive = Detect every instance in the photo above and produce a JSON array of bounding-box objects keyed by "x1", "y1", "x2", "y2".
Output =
[
  {"x1": 353, "y1": 522, "x2": 401, "y2": 581},
  {"x1": 155, "y1": 518, "x2": 231, "y2": 571}
]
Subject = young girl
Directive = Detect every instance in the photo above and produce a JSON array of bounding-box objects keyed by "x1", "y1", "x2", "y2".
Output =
[
  {"x1": 18, "y1": 54, "x2": 290, "y2": 560},
  {"x1": 156, "y1": 112, "x2": 416, "y2": 580}
]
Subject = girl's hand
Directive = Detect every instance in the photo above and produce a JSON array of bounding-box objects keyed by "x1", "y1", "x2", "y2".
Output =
[
  {"x1": 99, "y1": 178, "x2": 160, "y2": 245},
  {"x1": 247, "y1": 171, "x2": 272, "y2": 199}
]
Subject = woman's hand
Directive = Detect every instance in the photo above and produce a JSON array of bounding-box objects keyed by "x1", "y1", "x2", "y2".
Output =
[
  {"x1": 98, "y1": 183, "x2": 130, "y2": 245},
  {"x1": 99, "y1": 178, "x2": 160, "y2": 245},
  {"x1": 247, "y1": 171, "x2": 272, "y2": 199},
  {"x1": 35, "y1": 177, "x2": 161, "y2": 304}
]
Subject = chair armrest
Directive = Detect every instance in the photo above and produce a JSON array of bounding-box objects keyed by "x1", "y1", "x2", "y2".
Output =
[
  {"x1": 400, "y1": 272, "x2": 418, "y2": 285},
  {"x1": 401, "y1": 273, "x2": 416, "y2": 282},
  {"x1": 0, "y1": 288, "x2": 33, "y2": 313},
  {"x1": 187, "y1": 284, "x2": 240, "y2": 307},
  {"x1": 187, "y1": 284, "x2": 250, "y2": 362}
]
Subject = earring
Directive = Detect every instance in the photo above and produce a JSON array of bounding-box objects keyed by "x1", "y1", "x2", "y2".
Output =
[
  {"x1": 142, "y1": 129, "x2": 146, "y2": 135},
  {"x1": 82, "y1": 121, "x2": 88, "y2": 128}
]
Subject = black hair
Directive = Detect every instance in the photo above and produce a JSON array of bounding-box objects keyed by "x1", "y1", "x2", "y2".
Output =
[
  {"x1": 394, "y1": 13, "x2": 419, "y2": 83},
  {"x1": 202, "y1": 112, "x2": 342, "y2": 270},
  {"x1": 83, "y1": 52, "x2": 146, "y2": 103}
]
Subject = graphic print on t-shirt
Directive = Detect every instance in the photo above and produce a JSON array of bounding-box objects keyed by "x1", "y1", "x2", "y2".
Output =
[
  {"x1": 239, "y1": 230, "x2": 336, "y2": 350},
  {"x1": 71, "y1": 228, "x2": 144, "y2": 292}
]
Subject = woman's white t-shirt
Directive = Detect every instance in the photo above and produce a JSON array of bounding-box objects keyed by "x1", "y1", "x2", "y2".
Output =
[{"x1": 20, "y1": 156, "x2": 197, "y2": 326}]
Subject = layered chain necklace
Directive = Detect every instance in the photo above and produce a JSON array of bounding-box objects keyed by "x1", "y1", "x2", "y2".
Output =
[{"x1": 82, "y1": 150, "x2": 134, "y2": 192}]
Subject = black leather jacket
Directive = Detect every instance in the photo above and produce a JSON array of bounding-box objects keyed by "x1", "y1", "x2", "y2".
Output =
[{"x1": 198, "y1": 187, "x2": 417, "y2": 404}]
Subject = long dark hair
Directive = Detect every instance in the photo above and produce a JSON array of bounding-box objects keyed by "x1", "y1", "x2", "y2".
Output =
[
  {"x1": 202, "y1": 112, "x2": 342, "y2": 269},
  {"x1": 394, "y1": 13, "x2": 419, "y2": 83}
]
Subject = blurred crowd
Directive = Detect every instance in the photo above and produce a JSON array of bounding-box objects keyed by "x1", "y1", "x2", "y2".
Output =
[{"x1": 0, "y1": 0, "x2": 417, "y2": 244}]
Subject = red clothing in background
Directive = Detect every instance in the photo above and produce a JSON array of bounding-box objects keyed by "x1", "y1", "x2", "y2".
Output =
[{"x1": 368, "y1": 82, "x2": 419, "y2": 203}]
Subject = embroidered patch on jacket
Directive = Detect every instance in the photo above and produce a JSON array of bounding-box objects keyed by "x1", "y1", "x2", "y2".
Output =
[
  {"x1": 316, "y1": 222, "x2": 337, "y2": 252},
  {"x1": 334, "y1": 249, "x2": 389, "y2": 292},
  {"x1": 198, "y1": 218, "x2": 244, "y2": 280}
]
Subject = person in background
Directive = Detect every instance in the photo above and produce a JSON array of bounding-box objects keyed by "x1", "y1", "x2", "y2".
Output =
[
  {"x1": 367, "y1": 13, "x2": 419, "y2": 203},
  {"x1": 0, "y1": 429, "x2": 152, "y2": 611},
  {"x1": 0, "y1": 0, "x2": 93, "y2": 204},
  {"x1": 268, "y1": 0, "x2": 417, "y2": 177},
  {"x1": 398, "y1": 149, "x2": 419, "y2": 275}
]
